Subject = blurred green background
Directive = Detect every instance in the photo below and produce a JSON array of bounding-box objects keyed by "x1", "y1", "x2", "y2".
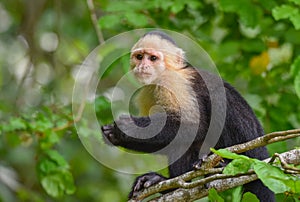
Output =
[{"x1": 0, "y1": 0, "x2": 300, "y2": 201}]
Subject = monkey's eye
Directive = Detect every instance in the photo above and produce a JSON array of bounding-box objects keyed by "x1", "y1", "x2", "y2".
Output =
[
  {"x1": 150, "y1": 55, "x2": 157, "y2": 61},
  {"x1": 136, "y1": 54, "x2": 143, "y2": 60}
]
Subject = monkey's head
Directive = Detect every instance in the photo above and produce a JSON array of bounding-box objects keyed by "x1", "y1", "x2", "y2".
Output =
[{"x1": 130, "y1": 31, "x2": 186, "y2": 84}]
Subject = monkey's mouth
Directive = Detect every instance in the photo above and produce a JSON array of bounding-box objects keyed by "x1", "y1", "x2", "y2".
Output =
[
  {"x1": 134, "y1": 71, "x2": 152, "y2": 78},
  {"x1": 133, "y1": 72, "x2": 154, "y2": 84}
]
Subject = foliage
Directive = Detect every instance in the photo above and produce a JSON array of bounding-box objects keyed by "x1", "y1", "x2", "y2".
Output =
[
  {"x1": 0, "y1": 0, "x2": 300, "y2": 201},
  {"x1": 272, "y1": 0, "x2": 300, "y2": 30},
  {"x1": 37, "y1": 150, "x2": 76, "y2": 197},
  {"x1": 212, "y1": 149, "x2": 300, "y2": 201},
  {"x1": 241, "y1": 192, "x2": 260, "y2": 202},
  {"x1": 208, "y1": 188, "x2": 224, "y2": 202}
]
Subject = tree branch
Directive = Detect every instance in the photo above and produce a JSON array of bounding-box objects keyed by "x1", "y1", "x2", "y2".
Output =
[
  {"x1": 149, "y1": 174, "x2": 258, "y2": 202},
  {"x1": 128, "y1": 129, "x2": 300, "y2": 202},
  {"x1": 200, "y1": 128, "x2": 300, "y2": 169}
]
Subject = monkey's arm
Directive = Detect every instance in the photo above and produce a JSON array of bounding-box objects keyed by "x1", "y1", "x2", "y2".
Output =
[
  {"x1": 102, "y1": 114, "x2": 180, "y2": 198},
  {"x1": 101, "y1": 113, "x2": 180, "y2": 153}
]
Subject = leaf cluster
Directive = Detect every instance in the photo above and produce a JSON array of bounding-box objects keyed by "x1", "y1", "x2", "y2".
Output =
[{"x1": 212, "y1": 149, "x2": 300, "y2": 201}]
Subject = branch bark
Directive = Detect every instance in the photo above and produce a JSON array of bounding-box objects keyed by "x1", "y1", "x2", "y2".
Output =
[
  {"x1": 200, "y1": 128, "x2": 300, "y2": 169},
  {"x1": 128, "y1": 129, "x2": 300, "y2": 202}
]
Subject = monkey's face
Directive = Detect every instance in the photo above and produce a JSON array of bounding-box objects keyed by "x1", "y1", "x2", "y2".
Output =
[{"x1": 130, "y1": 49, "x2": 165, "y2": 84}]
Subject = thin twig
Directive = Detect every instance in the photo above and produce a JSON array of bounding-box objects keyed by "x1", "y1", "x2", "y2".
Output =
[
  {"x1": 178, "y1": 170, "x2": 255, "y2": 189},
  {"x1": 273, "y1": 153, "x2": 300, "y2": 172},
  {"x1": 268, "y1": 133, "x2": 300, "y2": 144},
  {"x1": 54, "y1": 0, "x2": 102, "y2": 132},
  {"x1": 266, "y1": 128, "x2": 300, "y2": 137},
  {"x1": 86, "y1": 0, "x2": 105, "y2": 44},
  {"x1": 15, "y1": 54, "x2": 33, "y2": 105}
]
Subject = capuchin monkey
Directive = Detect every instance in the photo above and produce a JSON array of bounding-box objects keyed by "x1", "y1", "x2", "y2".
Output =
[{"x1": 101, "y1": 31, "x2": 275, "y2": 201}]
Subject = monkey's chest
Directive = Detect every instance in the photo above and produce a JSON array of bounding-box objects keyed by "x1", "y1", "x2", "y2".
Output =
[{"x1": 137, "y1": 87, "x2": 179, "y2": 116}]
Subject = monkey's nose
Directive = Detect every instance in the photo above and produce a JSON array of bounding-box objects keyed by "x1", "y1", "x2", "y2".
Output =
[
  {"x1": 141, "y1": 66, "x2": 150, "y2": 71},
  {"x1": 135, "y1": 66, "x2": 150, "y2": 73}
]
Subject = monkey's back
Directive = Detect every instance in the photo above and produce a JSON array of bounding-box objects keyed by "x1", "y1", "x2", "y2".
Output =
[
  {"x1": 190, "y1": 67, "x2": 266, "y2": 156},
  {"x1": 190, "y1": 67, "x2": 274, "y2": 202}
]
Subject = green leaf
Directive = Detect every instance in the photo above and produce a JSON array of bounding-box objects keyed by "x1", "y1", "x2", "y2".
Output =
[
  {"x1": 9, "y1": 117, "x2": 27, "y2": 131},
  {"x1": 244, "y1": 94, "x2": 265, "y2": 116},
  {"x1": 41, "y1": 172, "x2": 75, "y2": 198},
  {"x1": 95, "y1": 96, "x2": 110, "y2": 110},
  {"x1": 223, "y1": 158, "x2": 252, "y2": 175},
  {"x1": 38, "y1": 150, "x2": 69, "y2": 175},
  {"x1": 253, "y1": 161, "x2": 288, "y2": 193},
  {"x1": 294, "y1": 72, "x2": 300, "y2": 99},
  {"x1": 285, "y1": 29, "x2": 300, "y2": 45},
  {"x1": 219, "y1": 0, "x2": 240, "y2": 12},
  {"x1": 289, "y1": 0, "x2": 300, "y2": 5},
  {"x1": 239, "y1": 5, "x2": 263, "y2": 28},
  {"x1": 105, "y1": 1, "x2": 133, "y2": 12},
  {"x1": 211, "y1": 148, "x2": 250, "y2": 160},
  {"x1": 253, "y1": 161, "x2": 300, "y2": 194},
  {"x1": 272, "y1": 5, "x2": 298, "y2": 20},
  {"x1": 291, "y1": 56, "x2": 300, "y2": 77},
  {"x1": 62, "y1": 171, "x2": 76, "y2": 195},
  {"x1": 37, "y1": 150, "x2": 75, "y2": 197},
  {"x1": 208, "y1": 188, "x2": 224, "y2": 202},
  {"x1": 38, "y1": 158, "x2": 57, "y2": 174},
  {"x1": 125, "y1": 12, "x2": 148, "y2": 27},
  {"x1": 39, "y1": 130, "x2": 60, "y2": 149},
  {"x1": 99, "y1": 15, "x2": 121, "y2": 29},
  {"x1": 241, "y1": 39, "x2": 266, "y2": 52},
  {"x1": 45, "y1": 150, "x2": 68, "y2": 168},
  {"x1": 232, "y1": 186, "x2": 243, "y2": 202},
  {"x1": 30, "y1": 118, "x2": 53, "y2": 131},
  {"x1": 105, "y1": 0, "x2": 155, "y2": 12},
  {"x1": 157, "y1": 0, "x2": 173, "y2": 10},
  {"x1": 241, "y1": 192, "x2": 259, "y2": 202},
  {"x1": 170, "y1": 1, "x2": 185, "y2": 14},
  {"x1": 293, "y1": 194, "x2": 300, "y2": 202},
  {"x1": 290, "y1": 12, "x2": 300, "y2": 29},
  {"x1": 41, "y1": 174, "x2": 63, "y2": 197},
  {"x1": 187, "y1": 0, "x2": 202, "y2": 10},
  {"x1": 259, "y1": 0, "x2": 278, "y2": 10},
  {"x1": 219, "y1": 0, "x2": 262, "y2": 27}
]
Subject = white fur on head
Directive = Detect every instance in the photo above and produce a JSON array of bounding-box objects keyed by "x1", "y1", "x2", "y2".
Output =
[{"x1": 130, "y1": 32, "x2": 186, "y2": 70}]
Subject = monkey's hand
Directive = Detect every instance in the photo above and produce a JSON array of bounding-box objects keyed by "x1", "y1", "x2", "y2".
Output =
[
  {"x1": 101, "y1": 124, "x2": 120, "y2": 146},
  {"x1": 129, "y1": 172, "x2": 167, "y2": 199},
  {"x1": 192, "y1": 153, "x2": 208, "y2": 170},
  {"x1": 101, "y1": 115, "x2": 134, "y2": 146}
]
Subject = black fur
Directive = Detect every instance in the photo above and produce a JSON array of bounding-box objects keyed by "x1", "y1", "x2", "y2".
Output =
[{"x1": 101, "y1": 51, "x2": 274, "y2": 201}]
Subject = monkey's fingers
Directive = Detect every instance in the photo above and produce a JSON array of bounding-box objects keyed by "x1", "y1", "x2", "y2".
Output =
[
  {"x1": 101, "y1": 124, "x2": 113, "y2": 134},
  {"x1": 129, "y1": 172, "x2": 166, "y2": 199},
  {"x1": 192, "y1": 153, "x2": 208, "y2": 170},
  {"x1": 101, "y1": 124, "x2": 120, "y2": 145}
]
